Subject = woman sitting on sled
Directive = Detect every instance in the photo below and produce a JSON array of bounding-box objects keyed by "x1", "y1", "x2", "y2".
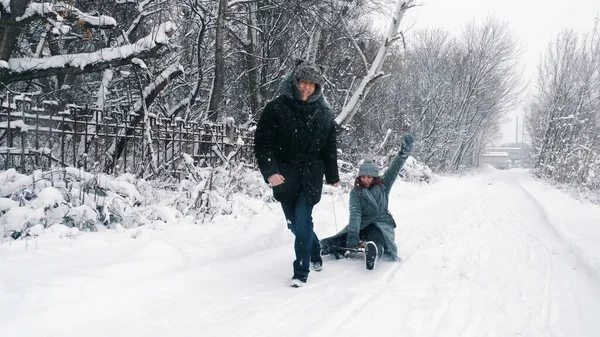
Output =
[{"x1": 320, "y1": 133, "x2": 414, "y2": 270}]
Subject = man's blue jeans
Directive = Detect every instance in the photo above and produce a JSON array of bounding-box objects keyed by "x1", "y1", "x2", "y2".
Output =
[{"x1": 280, "y1": 196, "x2": 321, "y2": 276}]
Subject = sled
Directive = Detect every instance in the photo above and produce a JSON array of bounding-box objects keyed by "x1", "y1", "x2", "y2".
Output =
[{"x1": 330, "y1": 245, "x2": 365, "y2": 259}]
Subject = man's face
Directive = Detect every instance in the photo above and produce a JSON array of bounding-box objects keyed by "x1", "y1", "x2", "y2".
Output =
[{"x1": 298, "y1": 80, "x2": 316, "y2": 101}]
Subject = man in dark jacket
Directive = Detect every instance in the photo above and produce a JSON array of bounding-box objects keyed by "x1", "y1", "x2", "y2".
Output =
[{"x1": 254, "y1": 59, "x2": 340, "y2": 287}]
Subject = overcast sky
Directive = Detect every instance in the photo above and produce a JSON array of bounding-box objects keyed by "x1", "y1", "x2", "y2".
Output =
[{"x1": 400, "y1": 0, "x2": 600, "y2": 144}]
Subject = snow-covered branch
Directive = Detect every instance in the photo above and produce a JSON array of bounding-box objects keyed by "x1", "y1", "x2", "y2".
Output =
[
  {"x1": 0, "y1": 0, "x2": 10, "y2": 13},
  {"x1": 1, "y1": 22, "x2": 176, "y2": 84},
  {"x1": 14, "y1": 3, "x2": 60, "y2": 23},
  {"x1": 104, "y1": 63, "x2": 184, "y2": 172},
  {"x1": 12, "y1": 2, "x2": 116, "y2": 29},
  {"x1": 341, "y1": 17, "x2": 368, "y2": 73},
  {"x1": 133, "y1": 63, "x2": 184, "y2": 112},
  {"x1": 53, "y1": 2, "x2": 117, "y2": 29},
  {"x1": 335, "y1": 0, "x2": 415, "y2": 126},
  {"x1": 115, "y1": 0, "x2": 139, "y2": 5},
  {"x1": 228, "y1": 0, "x2": 257, "y2": 7}
]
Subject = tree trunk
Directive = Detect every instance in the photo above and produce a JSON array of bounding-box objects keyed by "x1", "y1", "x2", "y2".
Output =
[
  {"x1": 246, "y1": 1, "x2": 263, "y2": 115},
  {"x1": 104, "y1": 64, "x2": 183, "y2": 173},
  {"x1": 0, "y1": 0, "x2": 28, "y2": 61},
  {"x1": 206, "y1": 0, "x2": 228, "y2": 122}
]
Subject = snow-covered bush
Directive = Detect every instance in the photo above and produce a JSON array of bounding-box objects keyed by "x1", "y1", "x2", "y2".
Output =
[
  {"x1": 0, "y1": 153, "x2": 276, "y2": 238},
  {"x1": 172, "y1": 154, "x2": 271, "y2": 222},
  {"x1": 0, "y1": 168, "x2": 146, "y2": 238},
  {"x1": 0, "y1": 149, "x2": 437, "y2": 239},
  {"x1": 399, "y1": 156, "x2": 435, "y2": 183},
  {"x1": 332, "y1": 155, "x2": 435, "y2": 192}
]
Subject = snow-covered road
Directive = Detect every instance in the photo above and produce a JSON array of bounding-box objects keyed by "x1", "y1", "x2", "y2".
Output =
[{"x1": 1, "y1": 169, "x2": 599, "y2": 337}]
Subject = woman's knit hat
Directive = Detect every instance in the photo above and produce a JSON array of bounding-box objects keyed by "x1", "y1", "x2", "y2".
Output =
[{"x1": 358, "y1": 159, "x2": 380, "y2": 177}]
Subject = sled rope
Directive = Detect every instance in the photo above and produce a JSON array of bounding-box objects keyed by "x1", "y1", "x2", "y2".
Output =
[
  {"x1": 336, "y1": 188, "x2": 349, "y2": 215},
  {"x1": 331, "y1": 193, "x2": 339, "y2": 233}
]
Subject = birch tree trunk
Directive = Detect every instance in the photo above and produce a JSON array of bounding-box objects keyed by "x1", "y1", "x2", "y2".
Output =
[
  {"x1": 306, "y1": 23, "x2": 321, "y2": 63},
  {"x1": 335, "y1": 0, "x2": 414, "y2": 126}
]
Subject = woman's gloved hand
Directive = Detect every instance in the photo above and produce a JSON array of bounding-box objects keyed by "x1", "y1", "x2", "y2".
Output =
[{"x1": 401, "y1": 133, "x2": 415, "y2": 155}]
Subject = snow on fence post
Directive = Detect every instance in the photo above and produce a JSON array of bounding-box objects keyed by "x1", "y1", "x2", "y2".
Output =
[
  {"x1": 82, "y1": 106, "x2": 89, "y2": 171},
  {"x1": 60, "y1": 111, "x2": 66, "y2": 167},
  {"x1": 94, "y1": 106, "x2": 99, "y2": 170},
  {"x1": 48, "y1": 104, "x2": 52, "y2": 170},
  {"x1": 184, "y1": 121, "x2": 191, "y2": 159},
  {"x1": 191, "y1": 120, "x2": 199, "y2": 165},
  {"x1": 122, "y1": 112, "x2": 128, "y2": 174},
  {"x1": 72, "y1": 107, "x2": 77, "y2": 167},
  {"x1": 152, "y1": 115, "x2": 159, "y2": 173},
  {"x1": 6, "y1": 93, "x2": 12, "y2": 169},
  {"x1": 35, "y1": 103, "x2": 39, "y2": 168},
  {"x1": 178, "y1": 118, "x2": 184, "y2": 174},
  {"x1": 20, "y1": 117, "x2": 25, "y2": 172},
  {"x1": 170, "y1": 118, "x2": 175, "y2": 174}
]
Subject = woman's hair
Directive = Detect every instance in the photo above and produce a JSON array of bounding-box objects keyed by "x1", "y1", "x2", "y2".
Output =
[{"x1": 354, "y1": 176, "x2": 385, "y2": 189}]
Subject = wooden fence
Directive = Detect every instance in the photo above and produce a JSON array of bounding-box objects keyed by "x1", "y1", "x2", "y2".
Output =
[{"x1": 0, "y1": 94, "x2": 255, "y2": 177}]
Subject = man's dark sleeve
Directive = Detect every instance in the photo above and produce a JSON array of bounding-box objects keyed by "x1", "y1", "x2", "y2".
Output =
[
  {"x1": 323, "y1": 119, "x2": 340, "y2": 184},
  {"x1": 254, "y1": 104, "x2": 279, "y2": 183}
]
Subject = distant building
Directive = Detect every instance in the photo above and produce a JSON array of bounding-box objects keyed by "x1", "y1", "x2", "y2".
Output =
[
  {"x1": 480, "y1": 152, "x2": 510, "y2": 169},
  {"x1": 480, "y1": 146, "x2": 527, "y2": 169}
]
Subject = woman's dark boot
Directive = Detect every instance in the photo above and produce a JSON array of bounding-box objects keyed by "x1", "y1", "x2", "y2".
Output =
[{"x1": 365, "y1": 241, "x2": 379, "y2": 270}]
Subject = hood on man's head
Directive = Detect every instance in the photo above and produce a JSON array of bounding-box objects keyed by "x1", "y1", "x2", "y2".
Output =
[
  {"x1": 277, "y1": 59, "x2": 331, "y2": 107},
  {"x1": 293, "y1": 59, "x2": 326, "y2": 86}
]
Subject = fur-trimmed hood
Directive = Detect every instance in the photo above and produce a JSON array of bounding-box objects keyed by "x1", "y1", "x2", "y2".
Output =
[{"x1": 277, "y1": 61, "x2": 332, "y2": 109}]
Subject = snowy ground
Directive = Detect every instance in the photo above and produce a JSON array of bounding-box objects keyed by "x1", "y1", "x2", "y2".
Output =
[{"x1": 1, "y1": 169, "x2": 599, "y2": 337}]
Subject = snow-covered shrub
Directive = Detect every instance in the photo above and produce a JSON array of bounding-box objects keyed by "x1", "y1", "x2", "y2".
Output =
[
  {"x1": 333, "y1": 155, "x2": 435, "y2": 191},
  {"x1": 0, "y1": 206, "x2": 45, "y2": 237},
  {"x1": 171, "y1": 154, "x2": 271, "y2": 222},
  {"x1": 63, "y1": 205, "x2": 98, "y2": 231},
  {"x1": 399, "y1": 156, "x2": 435, "y2": 183},
  {"x1": 0, "y1": 168, "x2": 148, "y2": 237}
]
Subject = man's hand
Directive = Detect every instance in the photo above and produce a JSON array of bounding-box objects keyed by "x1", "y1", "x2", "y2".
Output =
[
  {"x1": 330, "y1": 181, "x2": 340, "y2": 187},
  {"x1": 267, "y1": 174, "x2": 285, "y2": 186}
]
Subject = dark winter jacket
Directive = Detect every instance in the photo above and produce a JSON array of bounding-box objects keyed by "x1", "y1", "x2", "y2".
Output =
[
  {"x1": 323, "y1": 150, "x2": 409, "y2": 261},
  {"x1": 254, "y1": 73, "x2": 339, "y2": 205}
]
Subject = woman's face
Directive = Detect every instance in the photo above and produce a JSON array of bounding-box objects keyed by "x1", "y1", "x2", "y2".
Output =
[
  {"x1": 360, "y1": 175, "x2": 374, "y2": 187},
  {"x1": 298, "y1": 80, "x2": 316, "y2": 101}
]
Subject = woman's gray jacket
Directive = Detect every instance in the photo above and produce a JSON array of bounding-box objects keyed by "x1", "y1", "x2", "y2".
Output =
[{"x1": 327, "y1": 151, "x2": 408, "y2": 261}]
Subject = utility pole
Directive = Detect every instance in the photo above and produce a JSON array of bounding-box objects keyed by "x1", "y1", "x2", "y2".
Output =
[{"x1": 515, "y1": 116, "x2": 519, "y2": 144}]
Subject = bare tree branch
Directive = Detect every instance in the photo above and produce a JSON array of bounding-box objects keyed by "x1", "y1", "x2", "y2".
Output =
[{"x1": 341, "y1": 17, "x2": 368, "y2": 73}]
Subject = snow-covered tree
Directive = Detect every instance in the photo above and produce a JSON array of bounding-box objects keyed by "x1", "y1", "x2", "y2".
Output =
[{"x1": 526, "y1": 23, "x2": 600, "y2": 190}]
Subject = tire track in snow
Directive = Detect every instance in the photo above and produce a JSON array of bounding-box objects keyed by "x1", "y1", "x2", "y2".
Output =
[
  {"x1": 516, "y1": 176, "x2": 600, "y2": 286},
  {"x1": 482, "y1": 173, "x2": 555, "y2": 335},
  {"x1": 419, "y1": 174, "x2": 552, "y2": 337},
  {"x1": 459, "y1": 218, "x2": 521, "y2": 337},
  {"x1": 308, "y1": 257, "x2": 408, "y2": 337},
  {"x1": 513, "y1": 177, "x2": 600, "y2": 336},
  {"x1": 512, "y1": 221, "x2": 554, "y2": 333},
  {"x1": 257, "y1": 249, "x2": 415, "y2": 337},
  {"x1": 247, "y1": 268, "x2": 358, "y2": 337}
]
